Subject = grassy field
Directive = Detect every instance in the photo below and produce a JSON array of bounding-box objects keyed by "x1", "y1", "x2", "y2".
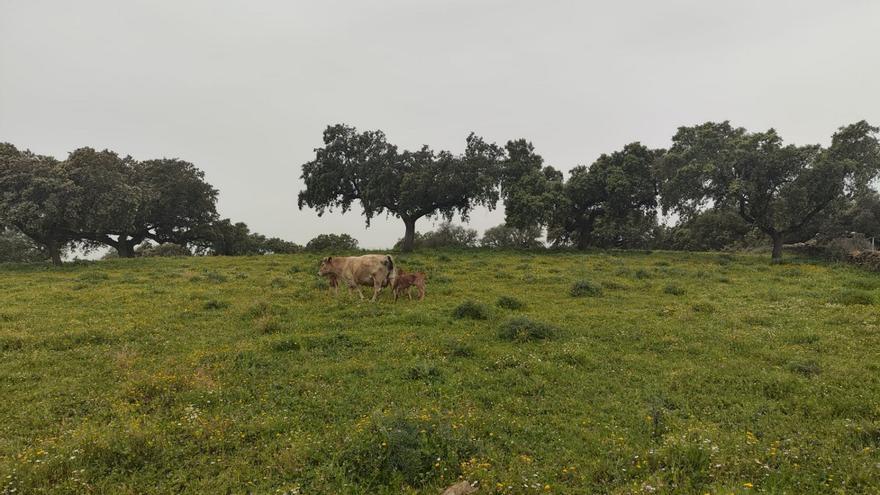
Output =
[{"x1": 1, "y1": 250, "x2": 879, "y2": 494}]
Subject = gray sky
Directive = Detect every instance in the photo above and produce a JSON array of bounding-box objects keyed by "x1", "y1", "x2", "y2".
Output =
[{"x1": 2, "y1": 1, "x2": 879, "y2": 248}]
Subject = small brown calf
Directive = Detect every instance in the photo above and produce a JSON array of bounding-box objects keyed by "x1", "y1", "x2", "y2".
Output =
[{"x1": 392, "y1": 269, "x2": 426, "y2": 302}]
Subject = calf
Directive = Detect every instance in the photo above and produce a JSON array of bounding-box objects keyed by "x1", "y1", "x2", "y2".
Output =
[
  {"x1": 317, "y1": 254, "x2": 394, "y2": 302},
  {"x1": 392, "y1": 269, "x2": 426, "y2": 302},
  {"x1": 321, "y1": 272, "x2": 339, "y2": 295}
]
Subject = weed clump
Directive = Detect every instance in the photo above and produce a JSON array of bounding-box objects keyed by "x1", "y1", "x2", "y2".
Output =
[
  {"x1": 453, "y1": 300, "x2": 489, "y2": 320},
  {"x1": 498, "y1": 317, "x2": 558, "y2": 342},
  {"x1": 496, "y1": 295, "x2": 524, "y2": 310},
  {"x1": 203, "y1": 299, "x2": 229, "y2": 310},
  {"x1": 256, "y1": 316, "x2": 282, "y2": 334},
  {"x1": 404, "y1": 362, "x2": 441, "y2": 381},
  {"x1": 691, "y1": 302, "x2": 716, "y2": 314},
  {"x1": 831, "y1": 289, "x2": 874, "y2": 306},
  {"x1": 339, "y1": 415, "x2": 475, "y2": 489},
  {"x1": 663, "y1": 284, "x2": 685, "y2": 296},
  {"x1": 570, "y1": 280, "x2": 602, "y2": 297}
]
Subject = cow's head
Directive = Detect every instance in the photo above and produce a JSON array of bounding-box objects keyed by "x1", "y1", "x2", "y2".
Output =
[{"x1": 318, "y1": 256, "x2": 333, "y2": 276}]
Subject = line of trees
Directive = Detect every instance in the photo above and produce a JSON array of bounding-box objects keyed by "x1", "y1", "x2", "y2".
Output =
[
  {"x1": 0, "y1": 143, "x2": 305, "y2": 264},
  {"x1": 299, "y1": 121, "x2": 880, "y2": 260}
]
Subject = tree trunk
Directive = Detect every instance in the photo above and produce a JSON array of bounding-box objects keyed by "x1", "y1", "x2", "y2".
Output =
[
  {"x1": 401, "y1": 218, "x2": 417, "y2": 252},
  {"x1": 771, "y1": 232, "x2": 784, "y2": 263},
  {"x1": 116, "y1": 238, "x2": 136, "y2": 258},
  {"x1": 47, "y1": 239, "x2": 62, "y2": 266}
]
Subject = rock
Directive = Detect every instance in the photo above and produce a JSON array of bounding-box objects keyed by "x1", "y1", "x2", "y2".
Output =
[{"x1": 441, "y1": 480, "x2": 478, "y2": 495}]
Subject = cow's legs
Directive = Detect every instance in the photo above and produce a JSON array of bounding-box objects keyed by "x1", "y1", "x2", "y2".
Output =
[
  {"x1": 418, "y1": 285, "x2": 425, "y2": 300},
  {"x1": 371, "y1": 277, "x2": 382, "y2": 302}
]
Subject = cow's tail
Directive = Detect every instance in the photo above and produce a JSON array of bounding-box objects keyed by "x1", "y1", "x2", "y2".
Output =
[{"x1": 383, "y1": 255, "x2": 395, "y2": 286}]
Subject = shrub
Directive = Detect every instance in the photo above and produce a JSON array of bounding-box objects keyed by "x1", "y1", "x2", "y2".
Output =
[
  {"x1": 480, "y1": 224, "x2": 544, "y2": 249},
  {"x1": 570, "y1": 280, "x2": 602, "y2": 297},
  {"x1": 404, "y1": 362, "x2": 441, "y2": 381},
  {"x1": 202, "y1": 299, "x2": 229, "y2": 310},
  {"x1": 443, "y1": 340, "x2": 475, "y2": 358},
  {"x1": 393, "y1": 222, "x2": 479, "y2": 250},
  {"x1": 452, "y1": 300, "x2": 488, "y2": 320},
  {"x1": 831, "y1": 289, "x2": 874, "y2": 306},
  {"x1": 691, "y1": 302, "x2": 716, "y2": 313},
  {"x1": 136, "y1": 242, "x2": 191, "y2": 257},
  {"x1": 496, "y1": 295, "x2": 525, "y2": 310},
  {"x1": 339, "y1": 415, "x2": 475, "y2": 488},
  {"x1": 256, "y1": 316, "x2": 282, "y2": 334},
  {"x1": 663, "y1": 284, "x2": 685, "y2": 296},
  {"x1": 271, "y1": 337, "x2": 301, "y2": 352},
  {"x1": 305, "y1": 233, "x2": 359, "y2": 251},
  {"x1": 498, "y1": 317, "x2": 558, "y2": 342}
]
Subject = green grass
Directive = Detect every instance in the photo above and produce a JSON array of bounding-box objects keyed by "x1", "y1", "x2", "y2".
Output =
[{"x1": 1, "y1": 250, "x2": 880, "y2": 494}]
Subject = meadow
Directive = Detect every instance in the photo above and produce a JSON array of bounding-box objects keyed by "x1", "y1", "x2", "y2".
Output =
[{"x1": 1, "y1": 250, "x2": 879, "y2": 494}]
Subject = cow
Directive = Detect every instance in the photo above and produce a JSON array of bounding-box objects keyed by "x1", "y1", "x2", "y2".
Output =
[
  {"x1": 317, "y1": 254, "x2": 395, "y2": 302},
  {"x1": 392, "y1": 269, "x2": 426, "y2": 302}
]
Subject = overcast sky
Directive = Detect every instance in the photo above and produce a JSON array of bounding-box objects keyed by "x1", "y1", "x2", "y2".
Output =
[{"x1": 2, "y1": 1, "x2": 879, "y2": 248}]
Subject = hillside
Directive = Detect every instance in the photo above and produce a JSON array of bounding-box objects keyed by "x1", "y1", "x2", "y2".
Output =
[{"x1": 1, "y1": 251, "x2": 879, "y2": 494}]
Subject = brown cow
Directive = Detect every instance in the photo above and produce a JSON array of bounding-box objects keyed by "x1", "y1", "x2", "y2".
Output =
[
  {"x1": 392, "y1": 269, "x2": 426, "y2": 302},
  {"x1": 318, "y1": 254, "x2": 394, "y2": 302}
]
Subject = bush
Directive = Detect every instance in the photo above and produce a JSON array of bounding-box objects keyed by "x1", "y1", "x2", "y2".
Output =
[
  {"x1": 306, "y1": 233, "x2": 359, "y2": 251},
  {"x1": 570, "y1": 280, "x2": 602, "y2": 297},
  {"x1": 393, "y1": 222, "x2": 478, "y2": 250},
  {"x1": 480, "y1": 224, "x2": 544, "y2": 249},
  {"x1": 136, "y1": 242, "x2": 191, "y2": 257},
  {"x1": 452, "y1": 300, "x2": 489, "y2": 320},
  {"x1": 496, "y1": 295, "x2": 525, "y2": 310},
  {"x1": 339, "y1": 415, "x2": 475, "y2": 488},
  {"x1": 498, "y1": 317, "x2": 558, "y2": 342},
  {"x1": 691, "y1": 302, "x2": 716, "y2": 313},
  {"x1": 831, "y1": 289, "x2": 874, "y2": 306},
  {"x1": 663, "y1": 284, "x2": 685, "y2": 296},
  {"x1": 0, "y1": 228, "x2": 50, "y2": 262},
  {"x1": 202, "y1": 299, "x2": 229, "y2": 310},
  {"x1": 404, "y1": 362, "x2": 441, "y2": 381}
]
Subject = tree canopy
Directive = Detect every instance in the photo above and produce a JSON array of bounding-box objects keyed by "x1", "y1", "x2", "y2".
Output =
[
  {"x1": 656, "y1": 121, "x2": 880, "y2": 260},
  {"x1": 0, "y1": 143, "x2": 219, "y2": 263},
  {"x1": 298, "y1": 124, "x2": 502, "y2": 251},
  {"x1": 549, "y1": 142, "x2": 661, "y2": 249}
]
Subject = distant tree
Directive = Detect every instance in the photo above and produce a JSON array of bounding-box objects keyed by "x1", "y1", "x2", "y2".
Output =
[
  {"x1": 0, "y1": 227, "x2": 52, "y2": 262},
  {"x1": 305, "y1": 233, "x2": 359, "y2": 251},
  {"x1": 207, "y1": 219, "x2": 266, "y2": 256},
  {"x1": 656, "y1": 121, "x2": 880, "y2": 261},
  {"x1": 549, "y1": 143, "x2": 661, "y2": 249},
  {"x1": 393, "y1": 222, "x2": 479, "y2": 250},
  {"x1": 498, "y1": 139, "x2": 564, "y2": 230},
  {"x1": 0, "y1": 143, "x2": 80, "y2": 265},
  {"x1": 298, "y1": 124, "x2": 503, "y2": 252},
  {"x1": 262, "y1": 237, "x2": 302, "y2": 254},
  {"x1": 816, "y1": 190, "x2": 880, "y2": 240},
  {"x1": 662, "y1": 208, "x2": 753, "y2": 251},
  {"x1": 134, "y1": 242, "x2": 192, "y2": 257},
  {"x1": 63, "y1": 149, "x2": 218, "y2": 257},
  {"x1": 480, "y1": 223, "x2": 544, "y2": 249}
]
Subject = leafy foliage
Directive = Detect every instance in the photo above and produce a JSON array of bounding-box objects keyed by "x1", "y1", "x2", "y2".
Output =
[
  {"x1": 0, "y1": 228, "x2": 51, "y2": 263},
  {"x1": 452, "y1": 300, "x2": 489, "y2": 320},
  {"x1": 392, "y1": 222, "x2": 478, "y2": 250},
  {"x1": 549, "y1": 143, "x2": 662, "y2": 249},
  {"x1": 305, "y1": 233, "x2": 359, "y2": 251},
  {"x1": 480, "y1": 223, "x2": 544, "y2": 249},
  {"x1": 298, "y1": 124, "x2": 502, "y2": 251},
  {"x1": 656, "y1": 121, "x2": 880, "y2": 260},
  {"x1": 497, "y1": 317, "x2": 558, "y2": 342}
]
